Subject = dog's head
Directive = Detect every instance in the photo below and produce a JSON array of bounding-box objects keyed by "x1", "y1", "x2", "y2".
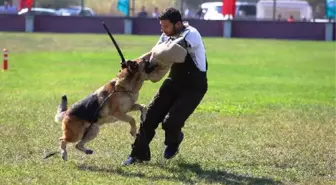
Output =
[
  {"x1": 118, "y1": 59, "x2": 148, "y2": 80},
  {"x1": 121, "y1": 58, "x2": 150, "y2": 73}
]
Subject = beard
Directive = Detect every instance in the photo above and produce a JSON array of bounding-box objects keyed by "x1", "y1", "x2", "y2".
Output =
[{"x1": 167, "y1": 24, "x2": 184, "y2": 36}]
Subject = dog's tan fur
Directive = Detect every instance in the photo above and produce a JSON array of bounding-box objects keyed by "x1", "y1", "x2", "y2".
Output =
[{"x1": 54, "y1": 59, "x2": 148, "y2": 161}]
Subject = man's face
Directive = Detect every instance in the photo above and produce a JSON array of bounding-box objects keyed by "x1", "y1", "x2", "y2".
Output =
[{"x1": 159, "y1": 20, "x2": 176, "y2": 36}]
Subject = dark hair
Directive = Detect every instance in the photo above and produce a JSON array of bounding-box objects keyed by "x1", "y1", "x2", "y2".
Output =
[{"x1": 158, "y1": 7, "x2": 182, "y2": 24}]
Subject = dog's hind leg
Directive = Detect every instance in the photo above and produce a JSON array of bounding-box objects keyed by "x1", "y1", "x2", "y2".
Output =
[
  {"x1": 60, "y1": 139, "x2": 68, "y2": 161},
  {"x1": 113, "y1": 113, "x2": 137, "y2": 137},
  {"x1": 75, "y1": 123, "x2": 99, "y2": 155}
]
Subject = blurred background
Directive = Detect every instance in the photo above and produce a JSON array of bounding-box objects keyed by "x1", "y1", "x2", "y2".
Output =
[{"x1": 0, "y1": 0, "x2": 335, "y2": 22}]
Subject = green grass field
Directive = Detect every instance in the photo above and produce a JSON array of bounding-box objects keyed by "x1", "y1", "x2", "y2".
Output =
[{"x1": 0, "y1": 32, "x2": 335, "y2": 185}]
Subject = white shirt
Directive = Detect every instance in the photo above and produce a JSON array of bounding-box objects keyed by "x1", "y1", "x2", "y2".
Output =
[
  {"x1": 152, "y1": 12, "x2": 159, "y2": 18},
  {"x1": 156, "y1": 25, "x2": 207, "y2": 72}
]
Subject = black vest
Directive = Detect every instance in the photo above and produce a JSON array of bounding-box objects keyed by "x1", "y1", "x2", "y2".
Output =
[{"x1": 168, "y1": 52, "x2": 208, "y2": 92}]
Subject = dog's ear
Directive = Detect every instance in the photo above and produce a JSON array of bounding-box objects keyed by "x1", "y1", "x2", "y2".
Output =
[{"x1": 121, "y1": 61, "x2": 127, "y2": 69}]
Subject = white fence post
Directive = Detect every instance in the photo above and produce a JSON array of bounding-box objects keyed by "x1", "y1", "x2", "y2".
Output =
[
  {"x1": 124, "y1": 18, "x2": 133, "y2": 35},
  {"x1": 223, "y1": 20, "x2": 232, "y2": 38},
  {"x1": 25, "y1": 14, "x2": 34, "y2": 32},
  {"x1": 325, "y1": 22, "x2": 333, "y2": 41}
]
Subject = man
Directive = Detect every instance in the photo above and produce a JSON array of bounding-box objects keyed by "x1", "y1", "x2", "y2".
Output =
[
  {"x1": 122, "y1": 7, "x2": 208, "y2": 166},
  {"x1": 137, "y1": 6, "x2": 148, "y2": 17},
  {"x1": 287, "y1": 15, "x2": 295, "y2": 22},
  {"x1": 0, "y1": 0, "x2": 17, "y2": 14},
  {"x1": 152, "y1": 7, "x2": 159, "y2": 18}
]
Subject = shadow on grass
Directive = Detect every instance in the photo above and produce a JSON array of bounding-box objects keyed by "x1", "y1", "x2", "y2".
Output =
[{"x1": 78, "y1": 160, "x2": 282, "y2": 185}]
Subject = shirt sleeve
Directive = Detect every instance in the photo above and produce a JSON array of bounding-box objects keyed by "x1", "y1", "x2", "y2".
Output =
[{"x1": 184, "y1": 30, "x2": 202, "y2": 48}]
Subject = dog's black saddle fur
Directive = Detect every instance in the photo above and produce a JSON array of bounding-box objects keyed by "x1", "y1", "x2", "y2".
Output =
[{"x1": 68, "y1": 93, "x2": 101, "y2": 123}]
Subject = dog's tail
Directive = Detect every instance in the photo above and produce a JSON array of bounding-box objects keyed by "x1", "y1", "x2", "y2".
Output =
[{"x1": 54, "y1": 95, "x2": 68, "y2": 123}]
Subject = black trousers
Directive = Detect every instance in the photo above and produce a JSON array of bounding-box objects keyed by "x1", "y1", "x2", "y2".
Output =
[{"x1": 130, "y1": 79, "x2": 207, "y2": 160}]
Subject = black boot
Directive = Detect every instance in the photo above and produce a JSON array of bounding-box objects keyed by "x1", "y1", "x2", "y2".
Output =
[
  {"x1": 164, "y1": 132, "x2": 184, "y2": 159},
  {"x1": 121, "y1": 156, "x2": 144, "y2": 166},
  {"x1": 122, "y1": 144, "x2": 151, "y2": 166}
]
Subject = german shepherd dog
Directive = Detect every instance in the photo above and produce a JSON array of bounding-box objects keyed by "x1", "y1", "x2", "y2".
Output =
[{"x1": 46, "y1": 59, "x2": 149, "y2": 161}]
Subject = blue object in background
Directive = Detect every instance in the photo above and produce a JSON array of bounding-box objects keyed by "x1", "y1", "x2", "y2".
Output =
[
  {"x1": 325, "y1": 0, "x2": 336, "y2": 19},
  {"x1": 117, "y1": 0, "x2": 129, "y2": 16}
]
